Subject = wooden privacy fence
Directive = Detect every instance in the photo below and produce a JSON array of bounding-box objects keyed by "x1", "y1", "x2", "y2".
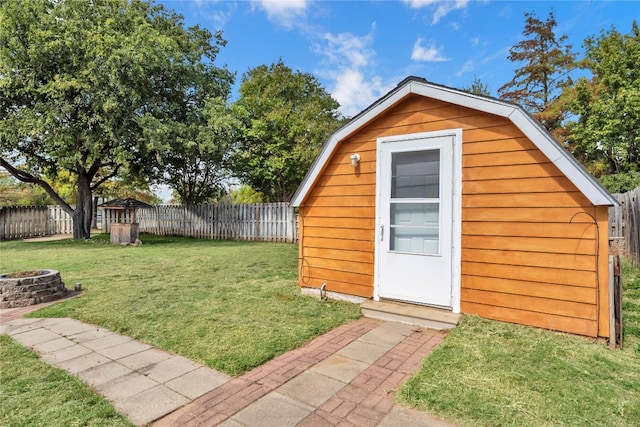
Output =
[
  {"x1": 103, "y1": 203, "x2": 298, "y2": 243},
  {"x1": 0, "y1": 205, "x2": 73, "y2": 240},
  {"x1": 609, "y1": 187, "x2": 640, "y2": 266}
]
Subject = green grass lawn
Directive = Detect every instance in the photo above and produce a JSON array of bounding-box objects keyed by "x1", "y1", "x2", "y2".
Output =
[
  {"x1": 0, "y1": 334, "x2": 133, "y2": 427},
  {"x1": 0, "y1": 234, "x2": 361, "y2": 375},
  {"x1": 398, "y1": 260, "x2": 640, "y2": 426},
  {"x1": 4, "y1": 234, "x2": 640, "y2": 426}
]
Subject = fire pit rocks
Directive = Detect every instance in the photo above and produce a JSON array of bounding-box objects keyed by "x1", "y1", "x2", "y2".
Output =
[{"x1": 0, "y1": 270, "x2": 68, "y2": 309}]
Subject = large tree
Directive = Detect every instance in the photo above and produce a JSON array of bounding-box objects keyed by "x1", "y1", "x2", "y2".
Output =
[
  {"x1": 565, "y1": 22, "x2": 640, "y2": 191},
  {"x1": 0, "y1": 0, "x2": 231, "y2": 238},
  {"x1": 141, "y1": 96, "x2": 238, "y2": 205},
  {"x1": 231, "y1": 61, "x2": 343, "y2": 202},
  {"x1": 498, "y1": 10, "x2": 577, "y2": 135}
]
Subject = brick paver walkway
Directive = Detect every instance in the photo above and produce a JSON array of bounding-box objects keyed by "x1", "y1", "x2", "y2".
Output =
[
  {"x1": 2, "y1": 296, "x2": 455, "y2": 426},
  {"x1": 155, "y1": 318, "x2": 452, "y2": 427}
]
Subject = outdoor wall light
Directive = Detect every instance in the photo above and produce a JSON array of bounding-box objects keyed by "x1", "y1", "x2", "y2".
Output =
[{"x1": 350, "y1": 153, "x2": 361, "y2": 167}]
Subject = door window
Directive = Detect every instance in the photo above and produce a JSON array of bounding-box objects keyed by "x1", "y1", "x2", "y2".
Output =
[{"x1": 389, "y1": 150, "x2": 440, "y2": 255}]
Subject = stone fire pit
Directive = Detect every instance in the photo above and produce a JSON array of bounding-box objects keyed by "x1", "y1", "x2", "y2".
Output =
[{"x1": 0, "y1": 270, "x2": 68, "y2": 309}]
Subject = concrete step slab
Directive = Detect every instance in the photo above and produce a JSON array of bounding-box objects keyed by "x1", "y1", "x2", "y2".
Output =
[
  {"x1": 309, "y1": 354, "x2": 369, "y2": 383},
  {"x1": 228, "y1": 391, "x2": 314, "y2": 427},
  {"x1": 361, "y1": 300, "x2": 460, "y2": 330},
  {"x1": 165, "y1": 366, "x2": 230, "y2": 400},
  {"x1": 41, "y1": 343, "x2": 92, "y2": 364},
  {"x1": 336, "y1": 339, "x2": 393, "y2": 364},
  {"x1": 276, "y1": 371, "x2": 345, "y2": 407},
  {"x1": 9, "y1": 327, "x2": 61, "y2": 346},
  {"x1": 118, "y1": 384, "x2": 190, "y2": 426}
]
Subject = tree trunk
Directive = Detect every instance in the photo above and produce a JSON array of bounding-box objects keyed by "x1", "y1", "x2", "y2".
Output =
[
  {"x1": 73, "y1": 173, "x2": 93, "y2": 239},
  {"x1": 92, "y1": 195, "x2": 99, "y2": 229}
]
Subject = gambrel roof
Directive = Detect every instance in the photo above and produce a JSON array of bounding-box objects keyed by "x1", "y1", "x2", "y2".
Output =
[{"x1": 291, "y1": 76, "x2": 617, "y2": 207}]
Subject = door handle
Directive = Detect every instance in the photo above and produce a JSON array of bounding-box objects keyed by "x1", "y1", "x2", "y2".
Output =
[{"x1": 380, "y1": 224, "x2": 384, "y2": 241}]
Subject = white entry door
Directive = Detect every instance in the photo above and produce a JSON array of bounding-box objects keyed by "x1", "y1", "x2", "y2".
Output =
[{"x1": 376, "y1": 132, "x2": 455, "y2": 307}]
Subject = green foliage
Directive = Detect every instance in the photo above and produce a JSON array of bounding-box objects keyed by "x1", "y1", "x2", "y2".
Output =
[
  {"x1": 566, "y1": 22, "x2": 640, "y2": 176},
  {"x1": 0, "y1": 0, "x2": 230, "y2": 236},
  {"x1": 0, "y1": 335, "x2": 132, "y2": 426},
  {"x1": 231, "y1": 60, "x2": 343, "y2": 202},
  {"x1": 463, "y1": 76, "x2": 491, "y2": 96},
  {"x1": 141, "y1": 81, "x2": 235, "y2": 205},
  {"x1": 0, "y1": 172, "x2": 53, "y2": 206},
  {"x1": 230, "y1": 185, "x2": 264, "y2": 204},
  {"x1": 599, "y1": 171, "x2": 640, "y2": 194},
  {"x1": 93, "y1": 180, "x2": 161, "y2": 206},
  {"x1": 498, "y1": 10, "x2": 577, "y2": 134},
  {"x1": 142, "y1": 96, "x2": 237, "y2": 206}
]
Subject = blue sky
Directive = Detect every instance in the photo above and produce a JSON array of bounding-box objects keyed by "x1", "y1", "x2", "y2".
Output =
[{"x1": 157, "y1": 0, "x2": 638, "y2": 118}]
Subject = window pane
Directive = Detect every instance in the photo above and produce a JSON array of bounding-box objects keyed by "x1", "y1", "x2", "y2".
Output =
[
  {"x1": 390, "y1": 227, "x2": 439, "y2": 255},
  {"x1": 389, "y1": 202, "x2": 439, "y2": 255},
  {"x1": 391, "y1": 150, "x2": 440, "y2": 198},
  {"x1": 390, "y1": 202, "x2": 439, "y2": 227}
]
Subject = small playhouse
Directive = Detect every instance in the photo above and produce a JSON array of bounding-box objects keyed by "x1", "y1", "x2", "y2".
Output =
[{"x1": 291, "y1": 77, "x2": 619, "y2": 341}]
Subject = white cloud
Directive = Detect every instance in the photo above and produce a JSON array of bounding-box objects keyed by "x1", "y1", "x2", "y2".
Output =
[
  {"x1": 456, "y1": 59, "x2": 475, "y2": 77},
  {"x1": 210, "y1": 3, "x2": 237, "y2": 29},
  {"x1": 498, "y1": 4, "x2": 513, "y2": 19},
  {"x1": 433, "y1": 0, "x2": 468, "y2": 24},
  {"x1": 404, "y1": 0, "x2": 439, "y2": 7},
  {"x1": 322, "y1": 30, "x2": 376, "y2": 68},
  {"x1": 257, "y1": 0, "x2": 308, "y2": 29},
  {"x1": 411, "y1": 38, "x2": 449, "y2": 62},
  {"x1": 481, "y1": 46, "x2": 511, "y2": 65},
  {"x1": 314, "y1": 26, "x2": 394, "y2": 117},
  {"x1": 331, "y1": 70, "x2": 388, "y2": 118},
  {"x1": 403, "y1": 0, "x2": 469, "y2": 24}
]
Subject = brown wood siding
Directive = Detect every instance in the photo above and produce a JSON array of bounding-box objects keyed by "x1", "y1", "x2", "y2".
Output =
[
  {"x1": 458, "y1": 94, "x2": 608, "y2": 337},
  {"x1": 298, "y1": 94, "x2": 609, "y2": 337}
]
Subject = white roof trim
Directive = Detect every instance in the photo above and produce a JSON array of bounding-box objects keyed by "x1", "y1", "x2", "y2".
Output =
[{"x1": 291, "y1": 78, "x2": 617, "y2": 207}]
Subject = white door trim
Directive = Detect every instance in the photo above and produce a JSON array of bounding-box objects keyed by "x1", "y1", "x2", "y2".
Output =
[{"x1": 373, "y1": 129, "x2": 462, "y2": 313}]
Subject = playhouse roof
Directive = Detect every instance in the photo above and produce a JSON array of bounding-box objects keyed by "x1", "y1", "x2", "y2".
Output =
[
  {"x1": 290, "y1": 76, "x2": 617, "y2": 208},
  {"x1": 99, "y1": 198, "x2": 152, "y2": 209}
]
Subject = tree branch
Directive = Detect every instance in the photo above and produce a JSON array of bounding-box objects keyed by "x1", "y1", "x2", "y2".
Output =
[
  {"x1": 0, "y1": 157, "x2": 75, "y2": 215},
  {"x1": 90, "y1": 165, "x2": 122, "y2": 191}
]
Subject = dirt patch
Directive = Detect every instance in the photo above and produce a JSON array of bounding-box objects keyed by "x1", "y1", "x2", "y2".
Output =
[{"x1": 2, "y1": 270, "x2": 48, "y2": 279}]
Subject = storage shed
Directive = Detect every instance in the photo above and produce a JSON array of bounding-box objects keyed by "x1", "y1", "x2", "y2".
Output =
[{"x1": 291, "y1": 77, "x2": 619, "y2": 340}]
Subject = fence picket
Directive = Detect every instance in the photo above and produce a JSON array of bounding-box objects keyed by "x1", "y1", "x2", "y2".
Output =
[
  {"x1": 0, "y1": 206, "x2": 72, "y2": 240},
  {"x1": 6, "y1": 202, "x2": 299, "y2": 242},
  {"x1": 140, "y1": 203, "x2": 300, "y2": 243},
  {"x1": 609, "y1": 187, "x2": 640, "y2": 266}
]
